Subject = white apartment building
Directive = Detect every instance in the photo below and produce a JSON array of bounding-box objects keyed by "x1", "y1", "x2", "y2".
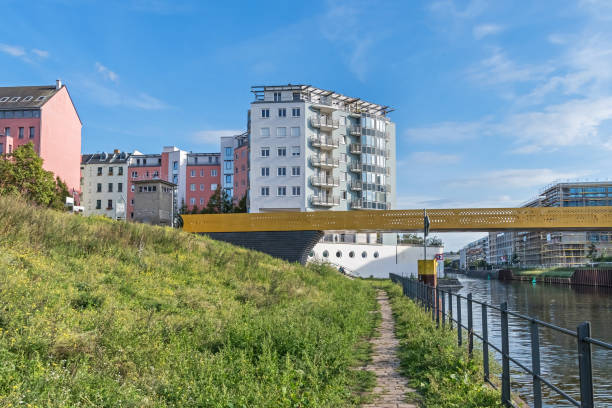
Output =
[
  {"x1": 80, "y1": 151, "x2": 130, "y2": 219},
  {"x1": 249, "y1": 85, "x2": 396, "y2": 213}
]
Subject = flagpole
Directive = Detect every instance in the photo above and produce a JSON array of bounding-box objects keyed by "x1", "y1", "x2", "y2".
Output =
[{"x1": 424, "y1": 209, "x2": 427, "y2": 261}]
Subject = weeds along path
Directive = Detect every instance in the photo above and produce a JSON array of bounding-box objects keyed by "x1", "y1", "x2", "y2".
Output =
[{"x1": 363, "y1": 290, "x2": 417, "y2": 408}]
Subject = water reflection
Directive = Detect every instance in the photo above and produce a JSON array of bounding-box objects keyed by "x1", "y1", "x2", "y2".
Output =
[{"x1": 447, "y1": 274, "x2": 612, "y2": 407}]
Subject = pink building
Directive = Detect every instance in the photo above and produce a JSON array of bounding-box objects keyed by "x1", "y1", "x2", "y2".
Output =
[{"x1": 0, "y1": 80, "x2": 82, "y2": 193}]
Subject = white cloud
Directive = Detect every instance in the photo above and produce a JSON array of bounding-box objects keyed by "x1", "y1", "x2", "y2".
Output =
[
  {"x1": 469, "y1": 47, "x2": 552, "y2": 85},
  {"x1": 95, "y1": 62, "x2": 119, "y2": 82},
  {"x1": 0, "y1": 43, "x2": 26, "y2": 57},
  {"x1": 473, "y1": 24, "x2": 504, "y2": 39},
  {"x1": 79, "y1": 79, "x2": 168, "y2": 110},
  {"x1": 31, "y1": 49, "x2": 49, "y2": 58},
  {"x1": 192, "y1": 129, "x2": 243, "y2": 145},
  {"x1": 449, "y1": 168, "x2": 591, "y2": 189}
]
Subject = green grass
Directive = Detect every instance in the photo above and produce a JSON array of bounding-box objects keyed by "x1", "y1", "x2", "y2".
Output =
[
  {"x1": 0, "y1": 196, "x2": 378, "y2": 407},
  {"x1": 512, "y1": 267, "x2": 574, "y2": 278},
  {"x1": 371, "y1": 281, "x2": 502, "y2": 408}
]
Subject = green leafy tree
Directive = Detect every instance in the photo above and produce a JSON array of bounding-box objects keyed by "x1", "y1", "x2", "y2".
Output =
[
  {"x1": 190, "y1": 205, "x2": 199, "y2": 214},
  {"x1": 179, "y1": 198, "x2": 187, "y2": 215},
  {"x1": 587, "y1": 242, "x2": 597, "y2": 261},
  {"x1": 0, "y1": 142, "x2": 69, "y2": 209},
  {"x1": 234, "y1": 194, "x2": 247, "y2": 213}
]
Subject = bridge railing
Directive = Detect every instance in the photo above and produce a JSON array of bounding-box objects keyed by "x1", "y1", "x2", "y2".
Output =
[{"x1": 389, "y1": 273, "x2": 612, "y2": 408}]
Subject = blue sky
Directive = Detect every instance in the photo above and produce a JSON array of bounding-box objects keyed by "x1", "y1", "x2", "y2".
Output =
[{"x1": 2, "y1": 0, "x2": 611, "y2": 249}]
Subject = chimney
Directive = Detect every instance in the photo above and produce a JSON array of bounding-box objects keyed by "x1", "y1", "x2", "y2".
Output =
[
  {"x1": 114, "y1": 149, "x2": 120, "y2": 154},
  {"x1": 56, "y1": 79, "x2": 62, "y2": 90}
]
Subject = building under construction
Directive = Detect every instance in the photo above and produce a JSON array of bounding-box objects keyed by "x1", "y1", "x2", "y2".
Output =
[{"x1": 489, "y1": 181, "x2": 612, "y2": 268}]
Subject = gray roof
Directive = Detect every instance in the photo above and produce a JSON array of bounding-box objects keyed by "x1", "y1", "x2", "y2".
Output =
[
  {"x1": 0, "y1": 85, "x2": 60, "y2": 109},
  {"x1": 82, "y1": 151, "x2": 131, "y2": 164}
]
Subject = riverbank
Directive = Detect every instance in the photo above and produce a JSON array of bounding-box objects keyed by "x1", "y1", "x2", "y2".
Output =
[
  {"x1": 461, "y1": 267, "x2": 612, "y2": 287},
  {"x1": 0, "y1": 197, "x2": 379, "y2": 407},
  {"x1": 370, "y1": 280, "x2": 501, "y2": 407}
]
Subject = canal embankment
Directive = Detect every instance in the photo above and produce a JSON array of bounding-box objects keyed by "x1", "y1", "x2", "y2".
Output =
[{"x1": 461, "y1": 267, "x2": 612, "y2": 287}]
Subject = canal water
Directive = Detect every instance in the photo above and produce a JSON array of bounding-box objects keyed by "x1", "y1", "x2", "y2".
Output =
[{"x1": 447, "y1": 274, "x2": 612, "y2": 407}]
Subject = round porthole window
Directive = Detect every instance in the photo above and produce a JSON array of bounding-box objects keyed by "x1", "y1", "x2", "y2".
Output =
[
  {"x1": 323, "y1": 250, "x2": 329, "y2": 258},
  {"x1": 349, "y1": 251, "x2": 355, "y2": 258},
  {"x1": 362, "y1": 251, "x2": 367, "y2": 258},
  {"x1": 336, "y1": 251, "x2": 342, "y2": 258},
  {"x1": 374, "y1": 251, "x2": 379, "y2": 258},
  {"x1": 309, "y1": 251, "x2": 314, "y2": 257}
]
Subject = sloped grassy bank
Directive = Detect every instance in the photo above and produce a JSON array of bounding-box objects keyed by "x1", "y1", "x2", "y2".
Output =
[
  {"x1": 0, "y1": 197, "x2": 377, "y2": 407},
  {"x1": 371, "y1": 281, "x2": 502, "y2": 408}
]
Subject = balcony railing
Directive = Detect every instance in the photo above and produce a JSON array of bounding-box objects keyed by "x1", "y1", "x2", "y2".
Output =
[
  {"x1": 349, "y1": 161, "x2": 362, "y2": 172},
  {"x1": 349, "y1": 143, "x2": 362, "y2": 154},
  {"x1": 348, "y1": 181, "x2": 362, "y2": 191},
  {"x1": 310, "y1": 175, "x2": 340, "y2": 187},
  {"x1": 350, "y1": 199, "x2": 363, "y2": 209},
  {"x1": 349, "y1": 126, "x2": 361, "y2": 136},
  {"x1": 309, "y1": 97, "x2": 338, "y2": 111},
  {"x1": 310, "y1": 156, "x2": 340, "y2": 169},
  {"x1": 310, "y1": 136, "x2": 339, "y2": 150},
  {"x1": 310, "y1": 195, "x2": 340, "y2": 207},
  {"x1": 310, "y1": 117, "x2": 340, "y2": 130}
]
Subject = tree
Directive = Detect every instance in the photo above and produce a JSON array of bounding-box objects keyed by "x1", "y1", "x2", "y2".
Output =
[
  {"x1": 178, "y1": 198, "x2": 187, "y2": 215},
  {"x1": 587, "y1": 242, "x2": 597, "y2": 261},
  {"x1": 0, "y1": 143, "x2": 70, "y2": 209},
  {"x1": 190, "y1": 205, "x2": 199, "y2": 214},
  {"x1": 234, "y1": 194, "x2": 247, "y2": 213}
]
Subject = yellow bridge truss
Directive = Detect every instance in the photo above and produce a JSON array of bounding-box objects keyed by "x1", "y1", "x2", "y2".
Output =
[{"x1": 182, "y1": 206, "x2": 612, "y2": 233}]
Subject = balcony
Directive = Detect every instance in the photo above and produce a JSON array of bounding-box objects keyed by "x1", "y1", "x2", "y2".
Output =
[
  {"x1": 348, "y1": 181, "x2": 362, "y2": 191},
  {"x1": 310, "y1": 175, "x2": 340, "y2": 188},
  {"x1": 310, "y1": 156, "x2": 339, "y2": 169},
  {"x1": 349, "y1": 161, "x2": 362, "y2": 172},
  {"x1": 309, "y1": 97, "x2": 338, "y2": 112},
  {"x1": 350, "y1": 199, "x2": 364, "y2": 209},
  {"x1": 349, "y1": 126, "x2": 361, "y2": 136},
  {"x1": 310, "y1": 135, "x2": 339, "y2": 150},
  {"x1": 310, "y1": 195, "x2": 340, "y2": 207},
  {"x1": 310, "y1": 117, "x2": 340, "y2": 130},
  {"x1": 349, "y1": 143, "x2": 362, "y2": 154}
]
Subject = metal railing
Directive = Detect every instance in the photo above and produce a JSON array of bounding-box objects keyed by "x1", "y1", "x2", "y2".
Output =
[
  {"x1": 310, "y1": 156, "x2": 340, "y2": 168},
  {"x1": 349, "y1": 143, "x2": 362, "y2": 154},
  {"x1": 389, "y1": 274, "x2": 612, "y2": 408},
  {"x1": 349, "y1": 126, "x2": 361, "y2": 136},
  {"x1": 348, "y1": 180, "x2": 362, "y2": 191},
  {"x1": 310, "y1": 175, "x2": 340, "y2": 187},
  {"x1": 310, "y1": 117, "x2": 340, "y2": 129},
  {"x1": 310, "y1": 195, "x2": 340, "y2": 206},
  {"x1": 349, "y1": 161, "x2": 362, "y2": 172},
  {"x1": 309, "y1": 135, "x2": 339, "y2": 149}
]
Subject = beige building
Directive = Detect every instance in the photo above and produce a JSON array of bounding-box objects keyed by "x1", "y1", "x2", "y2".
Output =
[{"x1": 132, "y1": 179, "x2": 176, "y2": 226}]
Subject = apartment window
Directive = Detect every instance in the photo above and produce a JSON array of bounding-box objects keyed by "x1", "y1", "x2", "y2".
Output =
[
  {"x1": 96, "y1": 200, "x2": 101, "y2": 209},
  {"x1": 131, "y1": 185, "x2": 135, "y2": 192},
  {"x1": 261, "y1": 147, "x2": 270, "y2": 157},
  {"x1": 292, "y1": 166, "x2": 300, "y2": 176},
  {"x1": 200, "y1": 198, "x2": 204, "y2": 205},
  {"x1": 118, "y1": 183, "x2": 123, "y2": 192},
  {"x1": 118, "y1": 167, "x2": 123, "y2": 176},
  {"x1": 224, "y1": 161, "x2": 232, "y2": 170},
  {"x1": 292, "y1": 146, "x2": 300, "y2": 157},
  {"x1": 200, "y1": 169, "x2": 204, "y2": 176},
  {"x1": 341, "y1": 171, "x2": 347, "y2": 181},
  {"x1": 261, "y1": 109, "x2": 270, "y2": 118},
  {"x1": 108, "y1": 183, "x2": 113, "y2": 192},
  {"x1": 277, "y1": 147, "x2": 286, "y2": 157},
  {"x1": 260, "y1": 127, "x2": 270, "y2": 138},
  {"x1": 273, "y1": 92, "x2": 281, "y2": 102},
  {"x1": 292, "y1": 186, "x2": 301, "y2": 196},
  {"x1": 211, "y1": 169, "x2": 217, "y2": 176},
  {"x1": 96, "y1": 183, "x2": 102, "y2": 192},
  {"x1": 190, "y1": 170, "x2": 196, "y2": 177},
  {"x1": 173, "y1": 161, "x2": 178, "y2": 170},
  {"x1": 98, "y1": 167, "x2": 103, "y2": 176},
  {"x1": 3, "y1": 128, "x2": 9, "y2": 137},
  {"x1": 276, "y1": 127, "x2": 287, "y2": 137},
  {"x1": 277, "y1": 186, "x2": 287, "y2": 196},
  {"x1": 225, "y1": 175, "x2": 232, "y2": 184},
  {"x1": 235, "y1": 153, "x2": 238, "y2": 160},
  {"x1": 290, "y1": 127, "x2": 300, "y2": 137},
  {"x1": 18, "y1": 127, "x2": 24, "y2": 139},
  {"x1": 107, "y1": 200, "x2": 113, "y2": 210},
  {"x1": 342, "y1": 190, "x2": 347, "y2": 200},
  {"x1": 211, "y1": 184, "x2": 218, "y2": 190},
  {"x1": 190, "y1": 198, "x2": 196, "y2": 205},
  {"x1": 292, "y1": 108, "x2": 300, "y2": 117},
  {"x1": 261, "y1": 167, "x2": 270, "y2": 177},
  {"x1": 173, "y1": 175, "x2": 178, "y2": 184},
  {"x1": 108, "y1": 167, "x2": 114, "y2": 176},
  {"x1": 188, "y1": 184, "x2": 195, "y2": 191},
  {"x1": 200, "y1": 184, "x2": 205, "y2": 191},
  {"x1": 225, "y1": 147, "x2": 232, "y2": 158},
  {"x1": 261, "y1": 186, "x2": 270, "y2": 196},
  {"x1": 153, "y1": 170, "x2": 159, "y2": 178},
  {"x1": 342, "y1": 136, "x2": 346, "y2": 145},
  {"x1": 277, "y1": 167, "x2": 286, "y2": 176},
  {"x1": 29, "y1": 127, "x2": 35, "y2": 139},
  {"x1": 278, "y1": 108, "x2": 286, "y2": 117},
  {"x1": 292, "y1": 93, "x2": 300, "y2": 101}
]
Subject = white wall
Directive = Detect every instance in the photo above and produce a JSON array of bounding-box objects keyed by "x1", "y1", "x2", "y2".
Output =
[
  {"x1": 81, "y1": 162, "x2": 128, "y2": 219},
  {"x1": 309, "y1": 243, "x2": 444, "y2": 279}
]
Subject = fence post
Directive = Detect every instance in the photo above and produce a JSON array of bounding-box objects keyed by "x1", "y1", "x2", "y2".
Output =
[
  {"x1": 577, "y1": 322, "x2": 594, "y2": 408},
  {"x1": 530, "y1": 320, "x2": 542, "y2": 408},
  {"x1": 482, "y1": 303, "x2": 489, "y2": 383},
  {"x1": 457, "y1": 296, "x2": 462, "y2": 346},
  {"x1": 435, "y1": 287, "x2": 440, "y2": 328},
  {"x1": 501, "y1": 302, "x2": 511, "y2": 406},
  {"x1": 432, "y1": 287, "x2": 437, "y2": 323},
  {"x1": 441, "y1": 290, "x2": 446, "y2": 328},
  {"x1": 448, "y1": 291, "x2": 453, "y2": 330},
  {"x1": 467, "y1": 293, "x2": 473, "y2": 357}
]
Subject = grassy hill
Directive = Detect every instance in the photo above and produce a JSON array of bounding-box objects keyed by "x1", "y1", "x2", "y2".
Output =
[{"x1": 0, "y1": 197, "x2": 377, "y2": 407}]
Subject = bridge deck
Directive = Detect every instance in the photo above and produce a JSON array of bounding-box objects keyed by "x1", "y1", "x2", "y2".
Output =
[{"x1": 182, "y1": 207, "x2": 612, "y2": 233}]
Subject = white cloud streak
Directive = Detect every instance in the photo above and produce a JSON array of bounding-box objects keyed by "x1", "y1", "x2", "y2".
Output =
[
  {"x1": 79, "y1": 79, "x2": 168, "y2": 110},
  {"x1": 0, "y1": 44, "x2": 49, "y2": 61},
  {"x1": 192, "y1": 129, "x2": 243, "y2": 145},
  {"x1": 473, "y1": 24, "x2": 504, "y2": 39},
  {"x1": 95, "y1": 62, "x2": 119, "y2": 82}
]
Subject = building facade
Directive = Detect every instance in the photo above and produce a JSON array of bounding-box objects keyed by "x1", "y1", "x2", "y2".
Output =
[
  {"x1": 0, "y1": 80, "x2": 82, "y2": 193},
  {"x1": 132, "y1": 179, "x2": 176, "y2": 226},
  {"x1": 81, "y1": 150, "x2": 130, "y2": 219},
  {"x1": 460, "y1": 236, "x2": 489, "y2": 269},
  {"x1": 186, "y1": 152, "x2": 221, "y2": 211},
  {"x1": 249, "y1": 85, "x2": 396, "y2": 213}
]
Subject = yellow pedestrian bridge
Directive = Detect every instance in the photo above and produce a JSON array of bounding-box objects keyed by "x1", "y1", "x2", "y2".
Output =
[{"x1": 181, "y1": 207, "x2": 612, "y2": 264}]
